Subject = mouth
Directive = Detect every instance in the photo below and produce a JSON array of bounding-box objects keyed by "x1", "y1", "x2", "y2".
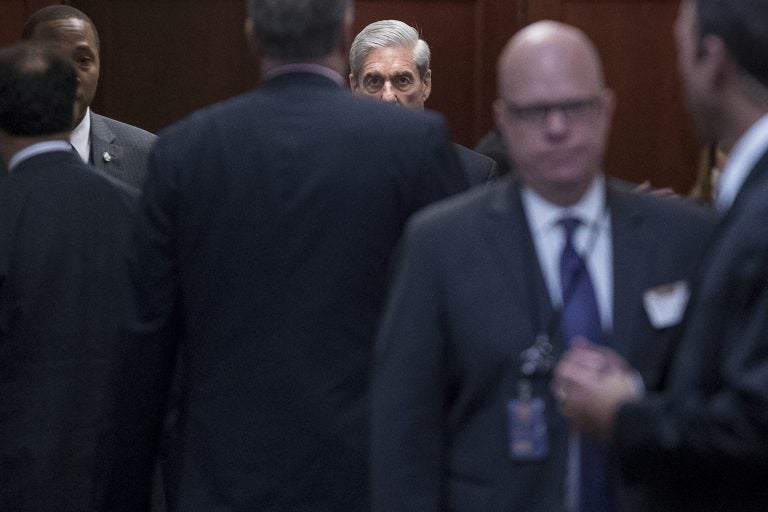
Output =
[{"x1": 542, "y1": 148, "x2": 582, "y2": 165}]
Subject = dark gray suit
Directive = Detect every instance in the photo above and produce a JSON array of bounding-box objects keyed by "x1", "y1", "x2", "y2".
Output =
[
  {"x1": 614, "y1": 149, "x2": 768, "y2": 511},
  {"x1": 0, "y1": 113, "x2": 155, "y2": 189},
  {"x1": 102, "y1": 71, "x2": 469, "y2": 512},
  {"x1": 89, "y1": 112, "x2": 156, "y2": 189},
  {"x1": 372, "y1": 177, "x2": 715, "y2": 512}
]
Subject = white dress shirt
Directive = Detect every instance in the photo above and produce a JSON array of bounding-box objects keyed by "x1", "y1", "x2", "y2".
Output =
[
  {"x1": 716, "y1": 112, "x2": 768, "y2": 212},
  {"x1": 521, "y1": 175, "x2": 614, "y2": 331},
  {"x1": 69, "y1": 107, "x2": 91, "y2": 164}
]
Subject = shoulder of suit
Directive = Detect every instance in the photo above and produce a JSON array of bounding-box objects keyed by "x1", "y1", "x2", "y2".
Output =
[
  {"x1": 411, "y1": 180, "x2": 498, "y2": 229},
  {"x1": 453, "y1": 143, "x2": 494, "y2": 163},
  {"x1": 607, "y1": 178, "x2": 717, "y2": 228},
  {"x1": 91, "y1": 112, "x2": 157, "y2": 143}
]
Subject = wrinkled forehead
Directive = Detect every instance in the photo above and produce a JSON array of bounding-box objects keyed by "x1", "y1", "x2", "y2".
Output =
[{"x1": 361, "y1": 46, "x2": 418, "y2": 75}]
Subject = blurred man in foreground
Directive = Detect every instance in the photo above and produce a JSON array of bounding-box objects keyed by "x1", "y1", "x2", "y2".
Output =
[{"x1": 555, "y1": 1, "x2": 768, "y2": 510}]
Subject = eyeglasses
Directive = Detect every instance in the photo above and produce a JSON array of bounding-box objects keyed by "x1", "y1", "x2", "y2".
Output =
[{"x1": 503, "y1": 96, "x2": 603, "y2": 125}]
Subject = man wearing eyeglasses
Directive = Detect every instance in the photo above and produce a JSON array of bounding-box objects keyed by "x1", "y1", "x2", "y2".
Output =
[{"x1": 371, "y1": 21, "x2": 715, "y2": 512}]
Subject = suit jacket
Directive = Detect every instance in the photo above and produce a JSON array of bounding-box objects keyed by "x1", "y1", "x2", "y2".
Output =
[
  {"x1": 614, "y1": 149, "x2": 768, "y2": 511},
  {"x1": 89, "y1": 112, "x2": 156, "y2": 189},
  {"x1": 473, "y1": 128, "x2": 512, "y2": 176},
  {"x1": 454, "y1": 143, "x2": 497, "y2": 185},
  {"x1": 0, "y1": 150, "x2": 136, "y2": 511},
  {"x1": 103, "y1": 71, "x2": 469, "y2": 512},
  {"x1": 372, "y1": 176, "x2": 715, "y2": 512},
  {"x1": 0, "y1": 113, "x2": 155, "y2": 190}
]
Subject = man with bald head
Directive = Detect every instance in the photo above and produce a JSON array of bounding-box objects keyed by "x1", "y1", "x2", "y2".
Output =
[
  {"x1": 349, "y1": 20, "x2": 496, "y2": 185},
  {"x1": 371, "y1": 21, "x2": 714, "y2": 512}
]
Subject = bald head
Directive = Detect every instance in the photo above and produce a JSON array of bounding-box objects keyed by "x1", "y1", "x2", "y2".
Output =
[
  {"x1": 493, "y1": 21, "x2": 614, "y2": 206},
  {"x1": 498, "y1": 21, "x2": 605, "y2": 102}
]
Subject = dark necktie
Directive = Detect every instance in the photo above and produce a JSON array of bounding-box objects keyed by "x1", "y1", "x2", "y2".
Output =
[{"x1": 558, "y1": 216, "x2": 613, "y2": 512}]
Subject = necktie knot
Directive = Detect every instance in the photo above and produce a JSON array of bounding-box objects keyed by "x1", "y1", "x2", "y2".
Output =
[{"x1": 559, "y1": 216, "x2": 581, "y2": 244}]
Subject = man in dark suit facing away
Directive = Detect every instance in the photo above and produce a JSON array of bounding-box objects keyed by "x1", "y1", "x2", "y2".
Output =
[
  {"x1": 371, "y1": 21, "x2": 714, "y2": 512},
  {"x1": 555, "y1": 2, "x2": 768, "y2": 510},
  {"x1": 0, "y1": 41, "x2": 136, "y2": 512},
  {"x1": 101, "y1": 1, "x2": 469, "y2": 511},
  {"x1": 349, "y1": 19, "x2": 497, "y2": 185},
  {"x1": 19, "y1": 5, "x2": 156, "y2": 188}
]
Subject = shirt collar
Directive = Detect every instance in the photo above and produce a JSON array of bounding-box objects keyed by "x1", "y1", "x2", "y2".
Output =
[
  {"x1": 8, "y1": 140, "x2": 73, "y2": 171},
  {"x1": 69, "y1": 107, "x2": 91, "y2": 163},
  {"x1": 263, "y1": 63, "x2": 345, "y2": 86},
  {"x1": 716, "y1": 112, "x2": 768, "y2": 211},
  {"x1": 522, "y1": 174, "x2": 607, "y2": 235}
]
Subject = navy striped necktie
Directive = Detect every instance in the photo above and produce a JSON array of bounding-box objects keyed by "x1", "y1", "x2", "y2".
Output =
[{"x1": 558, "y1": 216, "x2": 614, "y2": 512}]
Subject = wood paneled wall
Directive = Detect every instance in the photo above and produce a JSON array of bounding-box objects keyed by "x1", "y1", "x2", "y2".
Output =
[
  {"x1": 0, "y1": 0, "x2": 698, "y2": 192},
  {"x1": 526, "y1": 0, "x2": 697, "y2": 190},
  {"x1": 72, "y1": 0, "x2": 259, "y2": 134},
  {"x1": 1, "y1": 0, "x2": 62, "y2": 46}
]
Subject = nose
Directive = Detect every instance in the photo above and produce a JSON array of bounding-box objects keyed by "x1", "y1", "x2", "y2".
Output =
[
  {"x1": 381, "y1": 83, "x2": 399, "y2": 104},
  {"x1": 543, "y1": 108, "x2": 569, "y2": 137}
]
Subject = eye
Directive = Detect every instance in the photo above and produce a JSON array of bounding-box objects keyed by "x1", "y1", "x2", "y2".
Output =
[
  {"x1": 363, "y1": 76, "x2": 382, "y2": 92},
  {"x1": 75, "y1": 54, "x2": 94, "y2": 68},
  {"x1": 516, "y1": 105, "x2": 549, "y2": 122},
  {"x1": 394, "y1": 75, "x2": 414, "y2": 88}
]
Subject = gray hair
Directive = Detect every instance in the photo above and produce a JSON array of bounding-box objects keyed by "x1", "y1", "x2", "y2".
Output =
[
  {"x1": 246, "y1": 0, "x2": 351, "y2": 61},
  {"x1": 349, "y1": 20, "x2": 431, "y2": 80}
]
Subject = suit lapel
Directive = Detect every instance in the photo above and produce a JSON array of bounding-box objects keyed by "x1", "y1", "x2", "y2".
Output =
[
  {"x1": 89, "y1": 112, "x2": 123, "y2": 171},
  {"x1": 482, "y1": 179, "x2": 557, "y2": 348},
  {"x1": 607, "y1": 184, "x2": 648, "y2": 359}
]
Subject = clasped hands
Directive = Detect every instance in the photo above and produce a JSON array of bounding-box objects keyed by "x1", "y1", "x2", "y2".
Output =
[{"x1": 552, "y1": 337, "x2": 641, "y2": 439}]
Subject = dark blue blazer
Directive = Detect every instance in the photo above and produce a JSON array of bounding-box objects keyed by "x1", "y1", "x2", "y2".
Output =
[
  {"x1": 103, "y1": 71, "x2": 469, "y2": 512},
  {"x1": 372, "y1": 177, "x2": 716, "y2": 512},
  {"x1": 615, "y1": 149, "x2": 768, "y2": 511},
  {"x1": 0, "y1": 150, "x2": 136, "y2": 511}
]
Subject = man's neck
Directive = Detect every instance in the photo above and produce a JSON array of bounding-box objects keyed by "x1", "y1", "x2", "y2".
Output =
[{"x1": 261, "y1": 53, "x2": 346, "y2": 79}]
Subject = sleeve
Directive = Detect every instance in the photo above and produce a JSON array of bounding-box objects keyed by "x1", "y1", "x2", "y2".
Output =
[
  {"x1": 614, "y1": 241, "x2": 768, "y2": 485},
  {"x1": 372, "y1": 219, "x2": 451, "y2": 512}
]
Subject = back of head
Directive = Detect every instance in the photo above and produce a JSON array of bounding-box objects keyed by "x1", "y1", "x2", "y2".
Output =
[
  {"x1": 349, "y1": 19, "x2": 431, "y2": 80},
  {"x1": 695, "y1": 0, "x2": 768, "y2": 87},
  {"x1": 22, "y1": 5, "x2": 100, "y2": 50},
  {"x1": 0, "y1": 42, "x2": 77, "y2": 136},
  {"x1": 246, "y1": 0, "x2": 350, "y2": 61}
]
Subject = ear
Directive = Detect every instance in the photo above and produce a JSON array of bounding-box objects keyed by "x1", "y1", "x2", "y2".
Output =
[
  {"x1": 244, "y1": 18, "x2": 259, "y2": 59},
  {"x1": 698, "y1": 34, "x2": 730, "y2": 92},
  {"x1": 493, "y1": 98, "x2": 509, "y2": 129},
  {"x1": 601, "y1": 88, "x2": 616, "y2": 123},
  {"x1": 422, "y1": 68, "x2": 432, "y2": 103},
  {"x1": 349, "y1": 72, "x2": 359, "y2": 91}
]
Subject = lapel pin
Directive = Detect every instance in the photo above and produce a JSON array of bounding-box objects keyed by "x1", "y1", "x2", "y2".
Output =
[{"x1": 102, "y1": 151, "x2": 113, "y2": 162}]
